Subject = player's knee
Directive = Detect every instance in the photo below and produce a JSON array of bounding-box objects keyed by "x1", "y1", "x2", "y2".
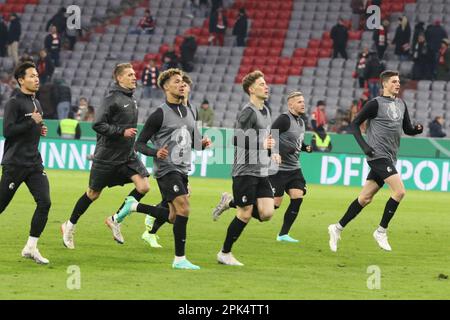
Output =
[
  {"x1": 359, "y1": 195, "x2": 372, "y2": 207},
  {"x1": 37, "y1": 198, "x2": 51, "y2": 211},
  {"x1": 259, "y1": 208, "x2": 274, "y2": 221},
  {"x1": 393, "y1": 189, "x2": 406, "y2": 201},
  {"x1": 136, "y1": 184, "x2": 150, "y2": 194},
  {"x1": 86, "y1": 189, "x2": 100, "y2": 201}
]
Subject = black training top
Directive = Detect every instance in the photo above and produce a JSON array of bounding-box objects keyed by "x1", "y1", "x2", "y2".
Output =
[{"x1": 1, "y1": 91, "x2": 43, "y2": 167}]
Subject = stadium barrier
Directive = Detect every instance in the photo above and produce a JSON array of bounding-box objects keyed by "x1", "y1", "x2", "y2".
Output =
[{"x1": 0, "y1": 130, "x2": 449, "y2": 192}]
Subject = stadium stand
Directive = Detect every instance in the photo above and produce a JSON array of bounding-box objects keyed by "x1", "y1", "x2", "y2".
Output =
[{"x1": 0, "y1": 0, "x2": 449, "y2": 135}]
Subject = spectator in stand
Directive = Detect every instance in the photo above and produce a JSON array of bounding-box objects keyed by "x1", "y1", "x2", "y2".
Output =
[
  {"x1": 18, "y1": 52, "x2": 34, "y2": 64},
  {"x1": 45, "y1": 25, "x2": 62, "y2": 67},
  {"x1": 75, "y1": 97, "x2": 89, "y2": 121},
  {"x1": 429, "y1": 116, "x2": 446, "y2": 138},
  {"x1": 46, "y1": 7, "x2": 67, "y2": 36},
  {"x1": 412, "y1": 21, "x2": 425, "y2": 51},
  {"x1": 425, "y1": 20, "x2": 448, "y2": 79},
  {"x1": 141, "y1": 59, "x2": 159, "y2": 98},
  {"x1": 198, "y1": 99, "x2": 215, "y2": 127},
  {"x1": 37, "y1": 49, "x2": 54, "y2": 85},
  {"x1": 436, "y1": 38, "x2": 450, "y2": 81},
  {"x1": 373, "y1": 19, "x2": 389, "y2": 60},
  {"x1": 211, "y1": 0, "x2": 223, "y2": 12},
  {"x1": 53, "y1": 78, "x2": 72, "y2": 119},
  {"x1": 392, "y1": 16, "x2": 411, "y2": 61},
  {"x1": 0, "y1": 16, "x2": 8, "y2": 57},
  {"x1": 162, "y1": 45, "x2": 179, "y2": 70},
  {"x1": 180, "y1": 35, "x2": 198, "y2": 72},
  {"x1": 350, "y1": 0, "x2": 365, "y2": 31},
  {"x1": 355, "y1": 47, "x2": 369, "y2": 88},
  {"x1": 36, "y1": 82, "x2": 58, "y2": 119},
  {"x1": 65, "y1": 24, "x2": 82, "y2": 51},
  {"x1": 349, "y1": 99, "x2": 359, "y2": 123},
  {"x1": 232, "y1": 8, "x2": 248, "y2": 47},
  {"x1": 210, "y1": 7, "x2": 228, "y2": 46},
  {"x1": 412, "y1": 33, "x2": 431, "y2": 80},
  {"x1": 331, "y1": 18, "x2": 349, "y2": 60},
  {"x1": 364, "y1": 51, "x2": 385, "y2": 99},
  {"x1": 84, "y1": 105, "x2": 95, "y2": 122},
  {"x1": 131, "y1": 9, "x2": 155, "y2": 34},
  {"x1": 311, "y1": 100, "x2": 328, "y2": 132},
  {"x1": 7, "y1": 13, "x2": 21, "y2": 65}
]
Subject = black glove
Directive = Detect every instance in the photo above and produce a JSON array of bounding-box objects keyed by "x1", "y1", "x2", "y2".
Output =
[{"x1": 414, "y1": 124, "x2": 423, "y2": 134}]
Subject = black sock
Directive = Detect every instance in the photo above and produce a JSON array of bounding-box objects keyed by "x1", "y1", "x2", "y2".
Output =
[
  {"x1": 229, "y1": 199, "x2": 236, "y2": 208},
  {"x1": 173, "y1": 215, "x2": 188, "y2": 257},
  {"x1": 148, "y1": 200, "x2": 170, "y2": 234},
  {"x1": 339, "y1": 198, "x2": 364, "y2": 228},
  {"x1": 222, "y1": 216, "x2": 247, "y2": 253},
  {"x1": 69, "y1": 193, "x2": 93, "y2": 224},
  {"x1": 136, "y1": 203, "x2": 170, "y2": 221},
  {"x1": 251, "y1": 205, "x2": 262, "y2": 222},
  {"x1": 115, "y1": 188, "x2": 146, "y2": 214},
  {"x1": 380, "y1": 197, "x2": 400, "y2": 229},
  {"x1": 279, "y1": 198, "x2": 303, "y2": 236}
]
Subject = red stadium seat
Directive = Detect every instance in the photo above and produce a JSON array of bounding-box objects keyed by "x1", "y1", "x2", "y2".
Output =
[
  {"x1": 264, "y1": 75, "x2": 274, "y2": 84},
  {"x1": 279, "y1": 58, "x2": 291, "y2": 67},
  {"x1": 391, "y1": 3, "x2": 404, "y2": 11},
  {"x1": 268, "y1": 47, "x2": 282, "y2": 57},
  {"x1": 318, "y1": 48, "x2": 332, "y2": 58},
  {"x1": 266, "y1": 11, "x2": 278, "y2": 20},
  {"x1": 276, "y1": 20, "x2": 289, "y2": 29},
  {"x1": 278, "y1": 11, "x2": 291, "y2": 20},
  {"x1": 278, "y1": 66, "x2": 289, "y2": 76},
  {"x1": 308, "y1": 39, "x2": 321, "y2": 48},
  {"x1": 259, "y1": 38, "x2": 271, "y2": 48},
  {"x1": 254, "y1": 10, "x2": 266, "y2": 20},
  {"x1": 264, "y1": 19, "x2": 277, "y2": 29},
  {"x1": 246, "y1": 38, "x2": 258, "y2": 47},
  {"x1": 253, "y1": 57, "x2": 267, "y2": 67},
  {"x1": 239, "y1": 65, "x2": 252, "y2": 74},
  {"x1": 304, "y1": 57, "x2": 318, "y2": 67},
  {"x1": 306, "y1": 48, "x2": 319, "y2": 57},
  {"x1": 241, "y1": 56, "x2": 254, "y2": 66},
  {"x1": 288, "y1": 66, "x2": 302, "y2": 76},
  {"x1": 256, "y1": 48, "x2": 268, "y2": 57},
  {"x1": 293, "y1": 48, "x2": 307, "y2": 58},
  {"x1": 273, "y1": 75, "x2": 287, "y2": 84},
  {"x1": 252, "y1": 20, "x2": 264, "y2": 28},
  {"x1": 244, "y1": 47, "x2": 257, "y2": 56},
  {"x1": 291, "y1": 57, "x2": 305, "y2": 67},
  {"x1": 271, "y1": 38, "x2": 284, "y2": 48},
  {"x1": 348, "y1": 31, "x2": 362, "y2": 40},
  {"x1": 320, "y1": 39, "x2": 333, "y2": 49}
]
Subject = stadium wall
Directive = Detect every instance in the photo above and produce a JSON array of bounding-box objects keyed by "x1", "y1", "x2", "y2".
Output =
[{"x1": 0, "y1": 136, "x2": 448, "y2": 192}]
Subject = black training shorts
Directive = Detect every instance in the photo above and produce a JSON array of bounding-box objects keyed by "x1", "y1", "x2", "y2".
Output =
[
  {"x1": 269, "y1": 169, "x2": 307, "y2": 197},
  {"x1": 366, "y1": 158, "x2": 398, "y2": 188},
  {"x1": 232, "y1": 175, "x2": 274, "y2": 207},
  {"x1": 156, "y1": 172, "x2": 189, "y2": 202}
]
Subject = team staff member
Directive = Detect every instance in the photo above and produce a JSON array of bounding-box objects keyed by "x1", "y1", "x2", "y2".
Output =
[{"x1": 0, "y1": 62, "x2": 51, "y2": 264}]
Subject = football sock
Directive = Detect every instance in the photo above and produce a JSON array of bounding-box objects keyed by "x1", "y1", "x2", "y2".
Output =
[
  {"x1": 222, "y1": 216, "x2": 247, "y2": 253},
  {"x1": 173, "y1": 215, "x2": 188, "y2": 257},
  {"x1": 251, "y1": 205, "x2": 262, "y2": 221},
  {"x1": 279, "y1": 198, "x2": 303, "y2": 236},
  {"x1": 380, "y1": 197, "x2": 399, "y2": 229},
  {"x1": 339, "y1": 198, "x2": 364, "y2": 228},
  {"x1": 69, "y1": 193, "x2": 93, "y2": 224},
  {"x1": 136, "y1": 203, "x2": 170, "y2": 221},
  {"x1": 115, "y1": 188, "x2": 146, "y2": 214}
]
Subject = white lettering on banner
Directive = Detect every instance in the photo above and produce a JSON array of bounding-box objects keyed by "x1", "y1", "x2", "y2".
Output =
[
  {"x1": 0, "y1": 139, "x2": 4, "y2": 161},
  {"x1": 201, "y1": 150, "x2": 213, "y2": 177},
  {"x1": 442, "y1": 162, "x2": 450, "y2": 192},
  {"x1": 49, "y1": 143, "x2": 66, "y2": 168},
  {"x1": 68, "y1": 143, "x2": 87, "y2": 170},
  {"x1": 397, "y1": 160, "x2": 413, "y2": 181},
  {"x1": 89, "y1": 144, "x2": 96, "y2": 170},
  {"x1": 344, "y1": 157, "x2": 361, "y2": 186},
  {"x1": 361, "y1": 158, "x2": 370, "y2": 186},
  {"x1": 414, "y1": 161, "x2": 440, "y2": 191},
  {"x1": 321, "y1": 156, "x2": 342, "y2": 184},
  {"x1": 40, "y1": 141, "x2": 47, "y2": 164}
]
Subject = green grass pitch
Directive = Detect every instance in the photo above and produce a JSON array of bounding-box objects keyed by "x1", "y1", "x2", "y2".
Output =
[{"x1": 0, "y1": 169, "x2": 449, "y2": 299}]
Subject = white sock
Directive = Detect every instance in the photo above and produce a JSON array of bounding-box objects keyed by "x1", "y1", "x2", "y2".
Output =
[
  {"x1": 377, "y1": 226, "x2": 387, "y2": 233},
  {"x1": 26, "y1": 236, "x2": 39, "y2": 249},
  {"x1": 174, "y1": 256, "x2": 186, "y2": 263},
  {"x1": 67, "y1": 221, "x2": 75, "y2": 229},
  {"x1": 112, "y1": 214, "x2": 119, "y2": 222},
  {"x1": 131, "y1": 202, "x2": 138, "y2": 212},
  {"x1": 336, "y1": 223, "x2": 344, "y2": 231}
]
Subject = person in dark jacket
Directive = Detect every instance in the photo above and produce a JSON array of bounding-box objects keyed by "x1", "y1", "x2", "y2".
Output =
[
  {"x1": 392, "y1": 16, "x2": 411, "y2": 61},
  {"x1": 209, "y1": 7, "x2": 228, "y2": 46},
  {"x1": 7, "y1": 13, "x2": 21, "y2": 65},
  {"x1": 373, "y1": 19, "x2": 389, "y2": 60},
  {"x1": 44, "y1": 25, "x2": 61, "y2": 67},
  {"x1": 232, "y1": 8, "x2": 248, "y2": 47},
  {"x1": 0, "y1": 16, "x2": 8, "y2": 57},
  {"x1": 355, "y1": 47, "x2": 369, "y2": 88},
  {"x1": 36, "y1": 49, "x2": 54, "y2": 85},
  {"x1": 35, "y1": 81, "x2": 57, "y2": 119},
  {"x1": 412, "y1": 33, "x2": 431, "y2": 80},
  {"x1": 53, "y1": 78, "x2": 72, "y2": 119},
  {"x1": 412, "y1": 21, "x2": 425, "y2": 51},
  {"x1": 330, "y1": 18, "x2": 348, "y2": 59},
  {"x1": 0, "y1": 62, "x2": 51, "y2": 264},
  {"x1": 436, "y1": 38, "x2": 450, "y2": 81},
  {"x1": 141, "y1": 59, "x2": 159, "y2": 98},
  {"x1": 364, "y1": 51, "x2": 385, "y2": 99},
  {"x1": 162, "y1": 45, "x2": 179, "y2": 70},
  {"x1": 180, "y1": 35, "x2": 197, "y2": 72},
  {"x1": 425, "y1": 20, "x2": 448, "y2": 79},
  {"x1": 429, "y1": 116, "x2": 446, "y2": 138},
  {"x1": 60, "y1": 63, "x2": 150, "y2": 249},
  {"x1": 46, "y1": 7, "x2": 67, "y2": 35}
]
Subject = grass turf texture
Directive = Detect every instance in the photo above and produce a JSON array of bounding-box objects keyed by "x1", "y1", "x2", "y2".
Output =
[{"x1": 0, "y1": 169, "x2": 449, "y2": 299}]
